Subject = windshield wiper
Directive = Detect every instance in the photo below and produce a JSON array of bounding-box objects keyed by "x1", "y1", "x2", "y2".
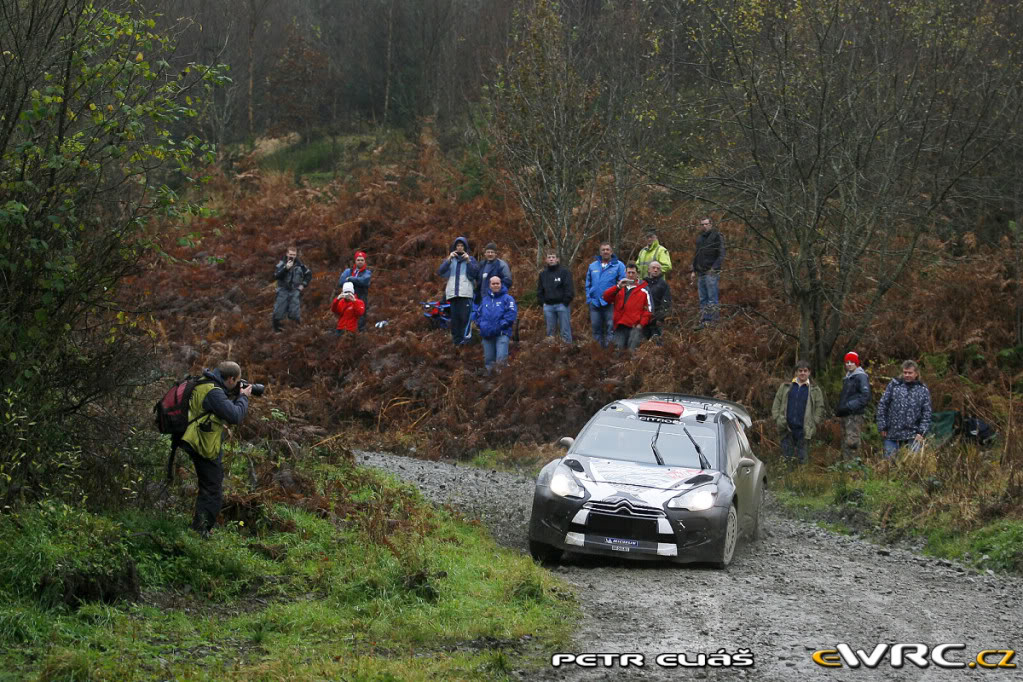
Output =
[
  {"x1": 650, "y1": 423, "x2": 665, "y2": 466},
  {"x1": 682, "y1": 425, "x2": 712, "y2": 470}
]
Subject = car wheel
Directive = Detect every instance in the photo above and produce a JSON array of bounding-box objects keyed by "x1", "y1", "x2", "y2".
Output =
[
  {"x1": 529, "y1": 539, "x2": 562, "y2": 564},
  {"x1": 751, "y1": 483, "x2": 766, "y2": 542},
  {"x1": 714, "y1": 504, "x2": 738, "y2": 569}
]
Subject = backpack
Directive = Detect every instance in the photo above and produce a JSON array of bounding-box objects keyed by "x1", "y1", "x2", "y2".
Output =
[
  {"x1": 153, "y1": 376, "x2": 212, "y2": 435},
  {"x1": 962, "y1": 415, "x2": 996, "y2": 447}
]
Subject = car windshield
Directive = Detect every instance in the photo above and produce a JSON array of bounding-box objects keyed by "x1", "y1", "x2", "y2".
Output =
[{"x1": 573, "y1": 419, "x2": 717, "y2": 469}]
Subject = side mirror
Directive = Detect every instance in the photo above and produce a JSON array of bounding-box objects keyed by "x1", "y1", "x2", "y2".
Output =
[
  {"x1": 558, "y1": 437, "x2": 574, "y2": 450},
  {"x1": 738, "y1": 457, "x2": 756, "y2": 469}
]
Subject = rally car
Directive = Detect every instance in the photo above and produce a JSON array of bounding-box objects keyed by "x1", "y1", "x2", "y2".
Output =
[{"x1": 527, "y1": 393, "x2": 767, "y2": 568}]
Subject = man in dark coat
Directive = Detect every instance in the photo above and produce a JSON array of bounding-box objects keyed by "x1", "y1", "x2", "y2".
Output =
[
  {"x1": 877, "y1": 360, "x2": 932, "y2": 459},
  {"x1": 642, "y1": 260, "x2": 672, "y2": 344},
  {"x1": 690, "y1": 217, "x2": 725, "y2": 328},
  {"x1": 536, "y1": 249, "x2": 574, "y2": 343},
  {"x1": 273, "y1": 246, "x2": 312, "y2": 332}
]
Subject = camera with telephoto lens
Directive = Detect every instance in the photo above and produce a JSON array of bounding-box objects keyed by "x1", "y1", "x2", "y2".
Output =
[{"x1": 238, "y1": 380, "x2": 265, "y2": 397}]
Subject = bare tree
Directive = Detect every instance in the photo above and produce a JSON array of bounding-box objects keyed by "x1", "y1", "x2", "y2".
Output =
[
  {"x1": 480, "y1": 0, "x2": 620, "y2": 266},
  {"x1": 667, "y1": 0, "x2": 1023, "y2": 366}
]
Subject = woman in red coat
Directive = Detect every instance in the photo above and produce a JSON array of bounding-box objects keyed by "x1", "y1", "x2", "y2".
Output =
[{"x1": 331, "y1": 282, "x2": 365, "y2": 334}]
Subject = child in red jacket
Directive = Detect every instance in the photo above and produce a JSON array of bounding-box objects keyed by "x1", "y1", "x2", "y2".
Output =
[{"x1": 331, "y1": 282, "x2": 365, "y2": 334}]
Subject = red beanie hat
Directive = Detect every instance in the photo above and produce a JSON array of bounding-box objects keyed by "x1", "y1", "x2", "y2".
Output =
[
  {"x1": 844, "y1": 351, "x2": 860, "y2": 366},
  {"x1": 354, "y1": 250, "x2": 367, "y2": 260}
]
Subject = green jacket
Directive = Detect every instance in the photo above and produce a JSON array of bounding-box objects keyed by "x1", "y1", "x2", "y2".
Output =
[
  {"x1": 771, "y1": 379, "x2": 825, "y2": 439},
  {"x1": 636, "y1": 241, "x2": 672, "y2": 278}
]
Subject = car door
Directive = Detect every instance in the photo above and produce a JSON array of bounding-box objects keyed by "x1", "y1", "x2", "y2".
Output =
[{"x1": 724, "y1": 416, "x2": 756, "y2": 531}]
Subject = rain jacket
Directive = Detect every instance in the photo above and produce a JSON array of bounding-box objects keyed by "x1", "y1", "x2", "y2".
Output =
[
  {"x1": 437, "y1": 236, "x2": 479, "y2": 300},
  {"x1": 337, "y1": 264, "x2": 371, "y2": 305},
  {"x1": 692, "y1": 229, "x2": 725, "y2": 275},
  {"x1": 475, "y1": 257, "x2": 513, "y2": 304},
  {"x1": 772, "y1": 379, "x2": 825, "y2": 439},
  {"x1": 181, "y1": 368, "x2": 249, "y2": 459},
  {"x1": 836, "y1": 367, "x2": 871, "y2": 417},
  {"x1": 478, "y1": 284, "x2": 517, "y2": 338},
  {"x1": 876, "y1": 377, "x2": 932, "y2": 441},
  {"x1": 643, "y1": 274, "x2": 671, "y2": 324},
  {"x1": 585, "y1": 254, "x2": 626, "y2": 308},
  {"x1": 331, "y1": 294, "x2": 366, "y2": 332},
  {"x1": 274, "y1": 256, "x2": 312, "y2": 291},
  {"x1": 636, "y1": 240, "x2": 672, "y2": 278},
  {"x1": 602, "y1": 281, "x2": 653, "y2": 329}
]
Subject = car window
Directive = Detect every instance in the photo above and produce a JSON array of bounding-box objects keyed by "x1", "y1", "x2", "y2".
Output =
[
  {"x1": 734, "y1": 420, "x2": 751, "y2": 455},
  {"x1": 573, "y1": 420, "x2": 718, "y2": 469},
  {"x1": 722, "y1": 418, "x2": 741, "y2": 473}
]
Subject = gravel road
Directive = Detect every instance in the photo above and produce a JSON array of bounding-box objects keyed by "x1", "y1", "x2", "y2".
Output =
[{"x1": 357, "y1": 450, "x2": 1023, "y2": 681}]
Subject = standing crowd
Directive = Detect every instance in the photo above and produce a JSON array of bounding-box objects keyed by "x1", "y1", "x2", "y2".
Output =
[{"x1": 772, "y1": 353, "x2": 933, "y2": 466}]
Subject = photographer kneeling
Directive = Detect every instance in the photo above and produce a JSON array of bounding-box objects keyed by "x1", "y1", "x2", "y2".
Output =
[{"x1": 178, "y1": 361, "x2": 252, "y2": 537}]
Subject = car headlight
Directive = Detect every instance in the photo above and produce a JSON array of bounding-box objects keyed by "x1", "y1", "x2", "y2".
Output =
[
  {"x1": 549, "y1": 464, "x2": 585, "y2": 499},
  {"x1": 667, "y1": 485, "x2": 718, "y2": 511}
]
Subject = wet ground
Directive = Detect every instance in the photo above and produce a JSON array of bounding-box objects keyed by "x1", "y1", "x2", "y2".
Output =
[{"x1": 357, "y1": 450, "x2": 1023, "y2": 681}]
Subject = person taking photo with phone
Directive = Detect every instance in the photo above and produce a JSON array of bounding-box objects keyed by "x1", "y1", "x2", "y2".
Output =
[
  {"x1": 602, "y1": 262, "x2": 652, "y2": 351},
  {"x1": 330, "y1": 282, "x2": 365, "y2": 335},
  {"x1": 273, "y1": 245, "x2": 312, "y2": 332}
]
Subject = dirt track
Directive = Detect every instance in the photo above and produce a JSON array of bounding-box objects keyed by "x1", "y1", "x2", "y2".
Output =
[{"x1": 357, "y1": 450, "x2": 1023, "y2": 681}]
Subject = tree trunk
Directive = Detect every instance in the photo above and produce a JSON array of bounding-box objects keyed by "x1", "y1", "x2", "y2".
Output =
[{"x1": 383, "y1": 0, "x2": 394, "y2": 122}]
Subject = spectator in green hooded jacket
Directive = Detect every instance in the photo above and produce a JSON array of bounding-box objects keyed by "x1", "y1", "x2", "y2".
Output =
[{"x1": 771, "y1": 360, "x2": 825, "y2": 465}]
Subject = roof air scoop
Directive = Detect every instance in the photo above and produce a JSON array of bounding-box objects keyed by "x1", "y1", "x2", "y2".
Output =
[{"x1": 637, "y1": 400, "x2": 684, "y2": 420}]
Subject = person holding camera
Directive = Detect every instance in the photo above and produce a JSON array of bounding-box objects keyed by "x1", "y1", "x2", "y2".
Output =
[
  {"x1": 330, "y1": 282, "x2": 366, "y2": 334},
  {"x1": 602, "y1": 262, "x2": 652, "y2": 351},
  {"x1": 273, "y1": 246, "x2": 313, "y2": 332},
  {"x1": 178, "y1": 361, "x2": 252, "y2": 537},
  {"x1": 437, "y1": 236, "x2": 479, "y2": 345},
  {"x1": 337, "y1": 251, "x2": 371, "y2": 331}
]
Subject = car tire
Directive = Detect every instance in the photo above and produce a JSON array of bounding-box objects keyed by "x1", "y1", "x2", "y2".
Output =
[
  {"x1": 529, "y1": 539, "x2": 562, "y2": 564},
  {"x1": 714, "y1": 504, "x2": 738, "y2": 569},
  {"x1": 751, "y1": 483, "x2": 766, "y2": 542}
]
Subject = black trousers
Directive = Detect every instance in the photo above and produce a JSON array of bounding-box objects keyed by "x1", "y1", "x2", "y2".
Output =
[
  {"x1": 180, "y1": 442, "x2": 224, "y2": 533},
  {"x1": 448, "y1": 297, "x2": 472, "y2": 345}
]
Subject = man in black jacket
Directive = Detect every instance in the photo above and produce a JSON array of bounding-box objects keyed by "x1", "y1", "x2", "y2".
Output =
[
  {"x1": 537, "y1": 249, "x2": 574, "y2": 343},
  {"x1": 643, "y1": 261, "x2": 671, "y2": 344},
  {"x1": 690, "y1": 217, "x2": 725, "y2": 328},
  {"x1": 273, "y1": 246, "x2": 313, "y2": 332}
]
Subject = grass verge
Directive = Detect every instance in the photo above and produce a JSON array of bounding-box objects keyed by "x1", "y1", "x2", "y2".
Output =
[
  {"x1": 0, "y1": 455, "x2": 576, "y2": 681},
  {"x1": 766, "y1": 445, "x2": 1023, "y2": 575}
]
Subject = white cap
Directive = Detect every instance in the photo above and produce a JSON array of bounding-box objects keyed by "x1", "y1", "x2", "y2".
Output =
[{"x1": 342, "y1": 282, "x2": 355, "y2": 294}]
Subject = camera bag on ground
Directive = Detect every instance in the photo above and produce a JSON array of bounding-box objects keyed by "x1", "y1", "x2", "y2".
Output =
[{"x1": 154, "y1": 375, "x2": 213, "y2": 483}]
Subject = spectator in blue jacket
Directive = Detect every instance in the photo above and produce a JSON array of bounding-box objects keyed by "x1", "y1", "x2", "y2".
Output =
[
  {"x1": 584, "y1": 242, "x2": 625, "y2": 347},
  {"x1": 437, "y1": 237, "x2": 479, "y2": 345},
  {"x1": 876, "y1": 360, "x2": 932, "y2": 459},
  {"x1": 337, "y1": 250, "x2": 372, "y2": 331},
  {"x1": 475, "y1": 242, "x2": 513, "y2": 305},
  {"x1": 478, "y1": 276, "x2": 517, "y2": 373}
]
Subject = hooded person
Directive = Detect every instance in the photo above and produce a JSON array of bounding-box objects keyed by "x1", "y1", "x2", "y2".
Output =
[
  {"x1": 337, "y1": 250, "x2": 372, "y2": 331},
  {"x1": 475, "y1": 241, "x2": 513, "y2": 305},
  {"x1": 437, "y1": 236, "x2": 479, "y2": 345},
  {"x1": 478, "y1": 275, "x2": 517, "y2": 372},
  {"x1": 835, "y1": 351, "x2": 871, "y2": 459},
  {"x1": 331, "y1": 281, "x2": 366, "y2": 334}
]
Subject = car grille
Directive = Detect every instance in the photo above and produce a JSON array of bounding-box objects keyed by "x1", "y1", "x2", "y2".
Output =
[{"x1": 585, "y1": 499, "x2": 666, "y2": 519}]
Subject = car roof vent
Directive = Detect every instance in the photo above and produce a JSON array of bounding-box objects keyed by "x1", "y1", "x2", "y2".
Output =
[{"x1": 637, "y1": 400, "x2": 684, "y2": 421}]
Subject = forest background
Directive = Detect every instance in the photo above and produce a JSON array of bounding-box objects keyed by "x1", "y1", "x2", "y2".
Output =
[{"x1": 3, "y1": 0, "x2": 1023, "y2": 582}]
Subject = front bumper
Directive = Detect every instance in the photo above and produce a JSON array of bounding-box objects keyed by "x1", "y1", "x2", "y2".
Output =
[{"x1": 528, "y1": 485, "x2": 729, "y2": 564}]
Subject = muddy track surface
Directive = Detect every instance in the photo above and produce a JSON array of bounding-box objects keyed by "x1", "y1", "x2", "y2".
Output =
[{"x1": 357, "y1": 451, "x2": 1023, "y2": 681}]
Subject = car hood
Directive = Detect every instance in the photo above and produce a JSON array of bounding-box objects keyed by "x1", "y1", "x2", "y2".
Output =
[{"x1": 568, "y1": 455, "x2": 720, "y2": 506}]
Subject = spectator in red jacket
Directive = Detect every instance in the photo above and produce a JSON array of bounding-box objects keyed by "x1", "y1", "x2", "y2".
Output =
[
  {"x1": 330, "y1": 282, "x2": 365, "y2": 334},
  {"x1": 602, "y1": 262, "x2": 652, "y2": 350}
]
